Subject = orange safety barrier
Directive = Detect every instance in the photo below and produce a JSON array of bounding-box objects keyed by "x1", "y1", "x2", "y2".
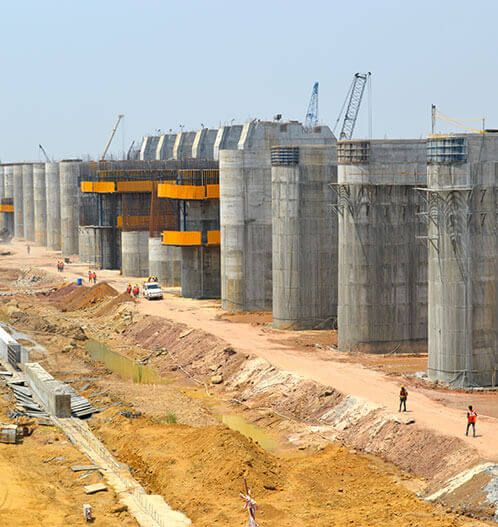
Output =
[
  {"x1": 0, "y1": 204, "x2": 14, "y2": 212},
  {"x1": 162, "y1": 231, "x2": 202, "y2": 246},
  {"x1": 116, "y1": 181, "x2": 153, "y2": 193},
  {"x1": 206, "y1": 184, "x2": 220, "y2": 199},
  {"x1": 158, "y1": 183, "x2": 205, "y2": 200},
  {"x1": 80, "y1": 181, "x2": 94, "y2": 192},
  {"x1": 93, "y1": 181, "x2": 116, "y2": 193},
  {"x1": 207, "y1": 230, "x2": 221, "y2": 245}
]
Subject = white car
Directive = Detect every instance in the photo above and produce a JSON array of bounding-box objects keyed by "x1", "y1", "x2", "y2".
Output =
[{"x1": 143, "y1": 282, "x2": 163, "y2": 300}]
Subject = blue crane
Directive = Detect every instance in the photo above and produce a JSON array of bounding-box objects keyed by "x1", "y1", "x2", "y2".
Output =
[{"x1": 304, "y1": 82, "x2": 319, "y2": 129}]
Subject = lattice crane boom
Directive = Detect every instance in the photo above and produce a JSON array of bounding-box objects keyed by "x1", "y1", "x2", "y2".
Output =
[
  {"x1": 304, "y1": 82, "x2": 319, "y2": 129},
  {"x1": 337, "y1": 72, "x2": 371, "y2": 140}
]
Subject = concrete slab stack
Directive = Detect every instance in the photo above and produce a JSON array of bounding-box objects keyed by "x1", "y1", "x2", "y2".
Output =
[
  {"x1": 219, "y1": 121, "x2": 335, "y2": 312},
  {"x1": 22, "y1": 164, "x2": 35, "y2": 241},
  {"x1": 271, "y1": 145, "x2": 337, "y2": 329},
  {"x1": 45, "y1": 162, "x2": 61, "y2": 250},
  {"x1": 13, "y1": 164, "x2": 24, "y2": 238},
  {"x1": 426, "y1": 133, "x2": 497, "y2": 387},
  {"x1": 336, "y1": 139, "x2": 428, "y2": 353},
  {"x1": 33, "y1": 163, "x2": 47, "y2": 246}
]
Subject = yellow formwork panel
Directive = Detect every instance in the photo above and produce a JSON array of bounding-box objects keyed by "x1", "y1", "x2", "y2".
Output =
[
  {"x1": 162, "y1": 231, "x2": 202, "y2": 246},
  {"x1": 157, "y1": 184, "x2": 206, "y2": 200},
  {"x1": 117, "y1": 215, "x2": 150, "y2": 228},
  {"x1": 0, "y1": 205, "x2": 14, "y2": 212},
  {"x1": 94, "y1": 181, "x2": 116, "y2": 193},
  {"x1": 207, "y1": 230, "x2": 220, "y2": 245},
  {"x1": 80, "y1": 181, "x2": 94, "y2": 192},
  {"x1": 116, "y1": 181, "x2": 153, "y2": 193},
  {"x1": 206, "y1": 184, "x2": 220, "y2": 199}
]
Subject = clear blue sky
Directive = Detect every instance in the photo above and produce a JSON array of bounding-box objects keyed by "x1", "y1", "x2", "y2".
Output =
[{"x1": 1, "y1": 0, "x2": 496, "y2": 162}]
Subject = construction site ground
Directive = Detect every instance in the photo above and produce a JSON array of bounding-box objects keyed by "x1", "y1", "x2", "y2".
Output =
[{"x1": 0, "y1": 239, "x2": 496, "y2": 526}]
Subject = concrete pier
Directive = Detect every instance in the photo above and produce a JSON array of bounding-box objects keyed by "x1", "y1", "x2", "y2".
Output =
[
  {"x1": 156, "y1": 133, "x2": 177, "y2": 160},
  {"x1": 272, "y1": 145, "x2": 337, "y2": 329},
  {"x1": 45, "y1": 162, "x2": 61, "y2": 250},
  {"x1": 121, "y1": 230, "x2": 149, "y2": 277},
  {"x1": 60, "y1": 160, "x2": 83, "y2": 256},
  {"x1": 192, "y1": 129, "x2": 218, "y2": 159},
  {"x1": 173, "y1": 131, "x2": 196, "y2": 159},
  {"x1": 22, "y1": 164, "x2": 35, "y2": 241},
  {"x1": 13, "y1": 164, "x2": 24, "y2": 238},
  {"x1": 336, "y1": 139, "x2": 428, "y2": 353},
  {"x1": 148, "y1": 237, "x2": 181, "y2": 286},
  {"x1": 220, "y1": 121, "x2": 335, "y2": 311},
  {"x1": 33, "y1": 163, "x2": 47, "y2": 246},
  {"x1": 2, "y1": 165, "x2": 14, "y2": 235},
  {"x1": 181, "y1": 246, "x2": 220, "y2": 298},
  {"x1": 426, "y1": 134, "x2": 497, "y2": 387}
]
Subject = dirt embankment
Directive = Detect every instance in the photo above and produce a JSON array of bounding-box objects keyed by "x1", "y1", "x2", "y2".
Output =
[{"x1": 0, "y1": 282, "x2": 495, "y2": 524}]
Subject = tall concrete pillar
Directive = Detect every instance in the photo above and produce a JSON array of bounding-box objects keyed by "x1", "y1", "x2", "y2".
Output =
[
  {"x1": 121, "y1": 231, "x2": 149, "y2": 277},
  {"x1": 45, "y1": 162, "x2": 61, "y2": 250},
  {"x1": 22, "y1": 164, "x2": 35, "y2": 241},
  {"x1": 149, "y1": 237, "x2": 181, "y2": 286},
  {"x1": 0, "y1": 166, "x2": 4, "y2": 201},
  {"x1": 427, "y1": 134, "x2": 497, "y2": 387},
  {"x1": 155, "y1": 134, "x2": 177, "y2": 160},
  {"x1": 60, "y1": 160, "x2": 82, "y2": 256},
  {"x1": 220, "y1": 121, "x2": 335, "y2": 311},
  {"x1": 181, "y1": 246, "x2": 220, "y2": 298},
  {"x1": 336, "y1": 139, "x2": 428, "y2": 353},
  {"x1": 272, "y1": 145, "x2": 337, "y2": 329},
  {"x1": 13, "y1": 165, "x2": 24, "y2": 238},
  {"x1": 33, "y1": 163, "x2": 47, "y2": 246},
  {"x1": 3, "y1": 165, "x2": 14, "y2": 235}
]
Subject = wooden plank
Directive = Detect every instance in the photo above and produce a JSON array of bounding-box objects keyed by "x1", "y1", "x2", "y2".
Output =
[{"x1": 84, "y1": 483, "x2": 107, "y2": 494}]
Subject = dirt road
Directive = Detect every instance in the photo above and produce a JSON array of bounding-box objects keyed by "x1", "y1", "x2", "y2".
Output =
[{"x1": 4, "y1": 240, "x2": 498, "y2": 462}]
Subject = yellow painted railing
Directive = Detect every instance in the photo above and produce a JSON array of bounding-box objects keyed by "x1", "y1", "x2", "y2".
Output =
[
  {"x1": 162, "y1": 231, "x2": 202, "y2": 246},
  {"x1": 0, "y1": 204, "x2": 14, "y2": 212}
]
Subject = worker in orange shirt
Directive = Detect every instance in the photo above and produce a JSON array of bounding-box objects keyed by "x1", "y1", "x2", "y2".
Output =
[
  {"x1": 399, "y1": 385, "x2": 408, "y2": 412},
  {"x1": 466, "y1": 405, "x2": 477, "y2": 437},
  {"x1": 126, "y1": 282, "x2": 132, "y2": 295}
]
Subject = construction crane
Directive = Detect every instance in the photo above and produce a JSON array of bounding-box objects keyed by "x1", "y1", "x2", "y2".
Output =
[
  {"x1": 304, "y1": 82, "x2": 319, "y2": 129},
  {"x1": 38, "y1": 144, "x2": 51, "y2": 162},
  {"x1": 334, "y1": 72, "x2": 371, "y2": 140},
  {"x1": 100, "y1": 114, "x2": 124, "y2": 161}
]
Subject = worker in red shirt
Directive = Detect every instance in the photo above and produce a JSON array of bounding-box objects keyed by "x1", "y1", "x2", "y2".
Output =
[
  {"x1": 466, "y1": 405, "x2": 477, "y2": 437},
  {"x1": 399, "y1": 385, "x2": 408, "y2": 412}
]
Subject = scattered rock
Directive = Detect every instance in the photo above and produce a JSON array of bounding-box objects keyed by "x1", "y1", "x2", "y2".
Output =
[
  {"x1": 211, "y1": 374, "x2": 223, "y2": 385},
  {"x1": 112, "y1": 505, "x2": 128, "y2": 514}
]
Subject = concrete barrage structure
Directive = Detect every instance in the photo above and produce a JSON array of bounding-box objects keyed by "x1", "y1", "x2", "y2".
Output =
[
  {"x1": 1, "y1": 165, "x2": 14, "y2": 236},
  {"x1": 33, "y1": 163, "x2": 47, "y2": 246},
  {"x1": 22, "y1": 163, "x2": 35, "y2": 242},
  {"x1": 219, "y1": 121, "x2": 335, "y2": 312},
  {"x1": 45, "y1": 162, "x2": 61, "y2": 250},
  {"x1": 336, "y1": 139, "x2": 428, "y2": 353},
  {"x1": 271, "y1": 144, "x2": 338, "y2": 329},
  {"x1": 12, "y1": 164, "x2": 23, "y2": 238},
  {"x1": 426, "y1": 133, "x2": 497, "y2": 387}
]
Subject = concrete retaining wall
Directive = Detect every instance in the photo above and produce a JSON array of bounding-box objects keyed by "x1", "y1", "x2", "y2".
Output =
[{"x1": 24, "y1": 363, "x2": 71, "y2": 417}]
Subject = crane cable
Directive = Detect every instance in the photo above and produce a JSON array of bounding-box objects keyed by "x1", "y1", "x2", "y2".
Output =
[{"x1": 434, "y1": 109, "x2": 486, "y2": 133}]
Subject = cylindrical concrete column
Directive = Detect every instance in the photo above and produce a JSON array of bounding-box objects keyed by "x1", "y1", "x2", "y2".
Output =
[
  {"x1": 60, "y1": 160, "x2": 81, "y2": 255},
  {"x1": 271, "y1": 145, "x2": 337, "y2": 330},
  {"x1": 45, "y1": 162, "x2": 61, "y2": 250},
  {"x1": 22, "y1": 164, "x2": 35, "y2": 241},
  {"x1": 121, "y1": 230, "x2": 149, "y2": 277},
  {"x1": 427, "y1": 134, "x2": 497, "y2": 387},
  {"x1": 33, "y1": 163, "x2": 47, "y2": 246},
  {"x1": 219, "y1": 149, "x2": 273, "y2": 311},
  {"x1": 13, "y1": 165, "x2": 24, "y2": 238},
  {"x1": 337, "y1": 139, "x2": 428, "y2": 353},
  {"x1": 149, "y1": 237, "x2": 181, "y2": 286},
  {"x1": 3, "y1": 165, "x2": 14, "y2": 235},
  {"x1": 181, "y1": 246, "x2": 220, "y2": 298},
  {"x1": 0, "y1": 166, "x2": 5, "y2": 201}
]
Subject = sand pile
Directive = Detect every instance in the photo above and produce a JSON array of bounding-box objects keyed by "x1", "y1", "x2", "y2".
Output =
[
  {"x1": 52, "y1": 282, "x2": 118, "y2": 311},
  {"x1": 93, "y1": 291, "x2": 135, "y2": 317}
]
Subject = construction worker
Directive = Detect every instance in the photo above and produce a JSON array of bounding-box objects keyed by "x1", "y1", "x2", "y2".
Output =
[
  {"x1": 399, "y1": 385, "x2": 408, "y2": 412},
  {"x1": 466, "y1": 405, "x2": 477, "y2": 437},
  {"x1": 132, "y1": 284, "x2": 139, "y2": 298},
  {"x1": 88, "y1": 270, "x2": 92, "y2": 282},
  {"x1": 92, "y1": 271, "x2": 97, "y2": 284},
  {"x1": 26, "y1": 245, "x2": 30, "y2": 255},
  {"x1": 126, "y1": 282, "x2": 132, "y2": 295}
]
